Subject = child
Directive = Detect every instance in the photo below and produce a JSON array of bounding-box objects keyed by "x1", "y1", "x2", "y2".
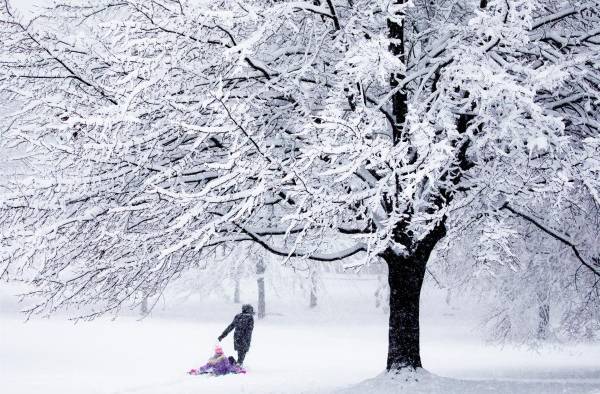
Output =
[
  {"x1": 218, "y1": 304, "x2": 255, "y2": 366},
  {"x1": 188, "y1": 344, "x2": 245, "y2": 375}
]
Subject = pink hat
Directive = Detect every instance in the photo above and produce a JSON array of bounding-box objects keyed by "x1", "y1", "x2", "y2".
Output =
[{"x1": 215, "y1": 344, "x2": 223, "y2": 355}]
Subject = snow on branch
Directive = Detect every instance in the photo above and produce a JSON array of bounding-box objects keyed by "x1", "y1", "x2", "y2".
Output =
[
  {"x1": 501, "y1": 203, "x2": 600, "y2": 278},
  {"x1": 0, "y1": 0, "x2": 599, "y2": 320}
]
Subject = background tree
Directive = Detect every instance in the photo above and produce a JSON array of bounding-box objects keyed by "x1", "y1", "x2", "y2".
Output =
[
  {"x1": 308, "y1": 263, "x2": 319, "y2": 309},
  {"x1": 255, "y1": 256, "x2": 266, "y2": 319},
  {"x1": 1, "y1": 0, "x2": 599, "y2": 373}
]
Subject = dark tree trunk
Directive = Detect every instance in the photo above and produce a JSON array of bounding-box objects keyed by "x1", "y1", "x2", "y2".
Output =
[
  {"x1": 256, "y1": 259, "x2": 266, "y2": 319},
  {"x1": 384, "y1": 252, "x2": 426, "y2": 370},
  {"x1": 387, "y1": 0, "x2": 408, "y2": 145},
  {"x1": 384, "y1": 223, "x2": 446, "y2": 371}
]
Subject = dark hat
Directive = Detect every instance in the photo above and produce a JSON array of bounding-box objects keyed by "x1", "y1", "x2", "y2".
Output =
[{"x1": 242, "y1": 304, "x2": 255, "y2": 314}]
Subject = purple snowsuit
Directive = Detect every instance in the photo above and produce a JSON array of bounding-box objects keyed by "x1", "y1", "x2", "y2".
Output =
[{"x1": 195, "y1": 355, "x2": 245, "y2": 375}]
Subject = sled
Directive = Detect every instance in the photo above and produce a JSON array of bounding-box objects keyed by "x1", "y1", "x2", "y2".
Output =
[{"x1": 187, "y1": 367, "x2": 246, "y2": 376}]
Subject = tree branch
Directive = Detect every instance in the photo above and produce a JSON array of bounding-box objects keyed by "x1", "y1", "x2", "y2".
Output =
[
  {"x1": 531, "y1": 5, "x2": 590, "y2": 30},
  {"x1": 501, "y1": 203, "x2": 600, "y2": 278},
  {"x1": 238, "y1": 225, "x2": 366, "y2": 262}
]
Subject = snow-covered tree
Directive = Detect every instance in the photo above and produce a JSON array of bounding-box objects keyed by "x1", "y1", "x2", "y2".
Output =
[{"x1": 1, "y1": 0, "x2": 599, "y2": 372}]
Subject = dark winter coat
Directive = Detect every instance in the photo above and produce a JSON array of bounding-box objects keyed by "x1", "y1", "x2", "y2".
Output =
[{"x1": 218, "y1": 306, "x2": 254, "y2": 352}]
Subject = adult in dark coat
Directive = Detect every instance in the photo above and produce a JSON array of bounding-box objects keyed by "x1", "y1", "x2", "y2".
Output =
[{"x1": 218, "y1": 304, "x2": 255, "y2": 365}]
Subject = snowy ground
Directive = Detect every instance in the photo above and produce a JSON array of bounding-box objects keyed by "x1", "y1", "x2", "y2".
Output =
[{"x1": 1, "y1": 274, "x2": 600, "y2": 394}]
